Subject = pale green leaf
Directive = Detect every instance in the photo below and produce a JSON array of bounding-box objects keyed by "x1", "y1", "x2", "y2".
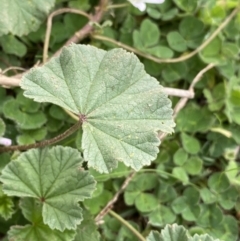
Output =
[
  {"x1": 21, "y1": 44, "x2": 175, "y2": 173},
  {"x1": 0, "y1": 146, "x2": 96, "y2": 231},
  {"x1": 146, "y1": 224, "x2": 189, "y2": 241},
  {"x1": 0, "y1": 0, "x2": 55, "y2": 36}
]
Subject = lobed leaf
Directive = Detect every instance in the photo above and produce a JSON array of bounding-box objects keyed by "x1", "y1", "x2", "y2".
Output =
[
  {"x1": 21, "y1": 44, "x2": 175, "y2": 173},
  {"x1": 0, "y1": 146, "x2": 96, "y2": 231}
]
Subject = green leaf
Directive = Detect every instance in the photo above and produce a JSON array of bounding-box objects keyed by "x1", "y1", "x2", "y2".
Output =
[
  {"x1": 0, "y1": 118, "x2": 5, "y2": 137},
  {"x1": 200, "y1": 188, "x2": 218, "y2": 204},
  {"x1": 196, "y1": 204, "x2": 223, "y2": 228},
  {"x1": 208, "y1": 173, "x2": 230, "y2": 193},
  {"x1": 181, "y1": 133, "x2": 200, "y2": 155},
  {"x1": 146, "y1": 46, "x2": 174, "y2": 59},
  {"x1": 167, "y1": 31, "x2": 187, "y2": 52},
  {"x1": 148, "y1": 205, "x2": 176, "y2": 227},
  {"x1": 73, "y1": 210, "x2": 100, "y2": 241},
  {"x1": 0, "y1": 185, "x2": 14, "y2": 220},
  {"x1": 190, "y1": 234, "x2": 221, "y2": 241},
  {"x1": 84, "y1": 189, "x2": 112, "y2": 215},
  {"x1": 3, "y1": 98, "x2": 46, "y2": 130},
  {"x1": 135, "y1": 193, "x2": 158, "y2": 213},
  {"x1": 21, "y1": 44, "x2": 175, "y2": 173},
  {"x1": 140, "y1": 19, "x2": 160, "y2": 47},
  {"x1": 8, "y1": 198, "x2": 76, "y2": 241},
  {"x1": 173, "y1": 148, "x2": 188, "y2": 166},
  {"x1": 172, "y1": 167, "x2": 189, "y2": 184},
  {"x1": 0, "y1": 35, "x2": 27, "y2": 57},
  {"x1": 146, "y1": 224, "x2": 189, "y2": 241},
  {"x1": 162, "y1": 62, "x2": 188, "y2": 83},
  {"x1": 176, "y1": 103, "x2": 215, "y2": 133},
  {"x1": 0, "y1": 146, "x2": 96, "y2": 231},
  {"x1": 173, "y1": 0, "x2": 198, "y2": 12},
  {"x1": 179, "y1": 17, "x2": 204, "y2": 40},
  {"x1": 0, "y1": 0, "x2": 55, "y2": 36},
  {"x1": 183, "y1": 156, "x2": 202, "y2": 175}
]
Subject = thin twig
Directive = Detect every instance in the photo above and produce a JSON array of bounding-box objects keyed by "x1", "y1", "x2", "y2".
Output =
[
  {"x1": 173, "y1": 63, "x2": 216, "y2": 118},
  {"x1": 95, "y1": 171, "x2": 136, "y2": 224},
  {"x1": 53, "y1": 0, "x2": 107, "y2": 58},
  {"x1": 107, "y1": 3, "x2": 128, "y2": 9},
  {"x1": 92, "y1": 6, "x2": 240, "y2": 64},
  {"x1": 0, "y1": 75, "x2": 22, "y2": 87},
  {"x1": 108, "y1": 210, "x2": 146, "y2": 241},
  {"x1": 43, "y1": 8, "x2": 91, "y2": 63},
  {"x1": 2, "y1": 67, "x2": 26, "y2": 75},
  {"x1": 0, "y1": 121, "x2": 81, "y2": 153},
  {"x1": 164, "y1": 87, "x2": 194, "y2": 98}
]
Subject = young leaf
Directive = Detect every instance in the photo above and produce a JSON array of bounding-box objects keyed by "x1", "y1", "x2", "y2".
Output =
[
  {"x1": 8, "y1": 198, "x2": 76, "y2": 241},
  {"x1": 0, "y1": 146, "x2": 96, "y2": 231},
  {"x1": 21, "y1": 44, "x2": 175, "y2": 173},
  {"x1": 0, "y1": 0, "x2": 55, "y2": 36}
]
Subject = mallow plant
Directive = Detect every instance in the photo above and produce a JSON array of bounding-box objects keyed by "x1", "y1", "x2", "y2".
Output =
[{"x1": 0, "y1": 44, "x2": 222, "y2": 241}]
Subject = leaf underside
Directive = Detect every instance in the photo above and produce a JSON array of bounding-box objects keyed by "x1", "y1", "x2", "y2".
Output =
[
  {"x1": 21, "y1": 44, "x2": 175, "y2": 173},
  {"x1": 0, "y1": 0, "x2": 55, "y2": 36}
]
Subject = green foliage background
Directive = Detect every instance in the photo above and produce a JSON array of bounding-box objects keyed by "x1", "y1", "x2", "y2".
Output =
[{"x1": 0, "y1": 0, "x2": 240, "y2": 240}]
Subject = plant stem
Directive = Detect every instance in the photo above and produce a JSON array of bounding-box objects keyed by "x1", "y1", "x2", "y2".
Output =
[
  {"x1": 92, "y1": 6, "x2": 240, "y2": 64},
  {"x1": 107, "y1": 3, "x2": 129, "y2": 9},
  {"x1": 0, "y1": 121, "x2": 82, "y2": 153},
  {"x1": 108, "y1": 210, "x2": 146, "y2": 241},
  {"x1": 43, "y1": 8, "x2": 91, "y2": 63}
]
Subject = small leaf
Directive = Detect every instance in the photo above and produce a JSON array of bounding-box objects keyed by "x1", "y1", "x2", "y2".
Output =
[
  {"x1": 208, "y1": 172, "x2": 230, "y2": 193},
  {"x1": 21, "y1": 44, "x2": 175, "y2": 173},
  {"x1": 173, "y1": 0, "x2": 198, "y2": 12},
  {"x1": 167, "y1": 31, "x2": 187, "y2": 52},
  {"x1": 8, "y1": 198, "x2": 76, "y2": 241},
  {"x1": 0, "y1": 35, "x2": 27, "y2": 57},
  {"x1": 181, "y1": 133, "x2": 200, "y2": 155},
  {"x1": 0, "y1": 146, "x2": 96, "y2": 231},
  {"x1": 135, "y1": 193, "x2": 158, "y2": 213},
  {"x1": 148, "y1": 205, "x2": 176, "y2": 227},
  {"x1": 183, "y1": 156, "x2": 202, "y2": 175},
  {"x1": 172, "y1": 167, "x2": 189, "y2": 184},
  {"x1": 139, "y1": 19, "x2": 160, "y2": 47},
  {"x1": 173, "y1": 148, "x2": 188, "y2": 166}
]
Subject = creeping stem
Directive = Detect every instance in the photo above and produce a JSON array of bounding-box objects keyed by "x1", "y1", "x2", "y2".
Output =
[{"x1": 0, "y1": 121, "x2": 82, "y2": 153}]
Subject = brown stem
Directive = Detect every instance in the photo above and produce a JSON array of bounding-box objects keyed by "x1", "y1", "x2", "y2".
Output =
[
  {"x1": 0, "y1": 121, "x2": 81, "y2": 153},
  {"x1": 53, "y1": 0, "x2": 107, "y2": 58}
]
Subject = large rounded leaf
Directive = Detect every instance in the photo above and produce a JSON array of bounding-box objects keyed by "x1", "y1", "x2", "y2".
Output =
[
  {"x1": 0, "y1": 0, "x2": 55, "y2": 36},
  {"x1": 21, "y1": 44, "x2": 175, "y2": 173}
]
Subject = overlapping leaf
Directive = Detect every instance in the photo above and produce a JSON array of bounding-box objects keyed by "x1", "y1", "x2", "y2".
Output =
[
  {"x1": 21, "y1": 44, "x2": 175, "y2": 173},
  {"x1": 0, "y1": 0, "x2": 55, "y2": 36},
  {"x1": 0, "y1": 146, "x2": 96, "y2": 231},
  {"x1": 8, "y1": 198, "x2": 76, "y2": 241}
]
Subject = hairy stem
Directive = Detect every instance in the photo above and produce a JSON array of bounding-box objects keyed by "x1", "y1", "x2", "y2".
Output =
[
  {"x1": 0, "y1": 121, "x2": 81, "y2": 153},
  {"x1": 108, "y1": 210, "x2": 146, "y2": 241}
]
